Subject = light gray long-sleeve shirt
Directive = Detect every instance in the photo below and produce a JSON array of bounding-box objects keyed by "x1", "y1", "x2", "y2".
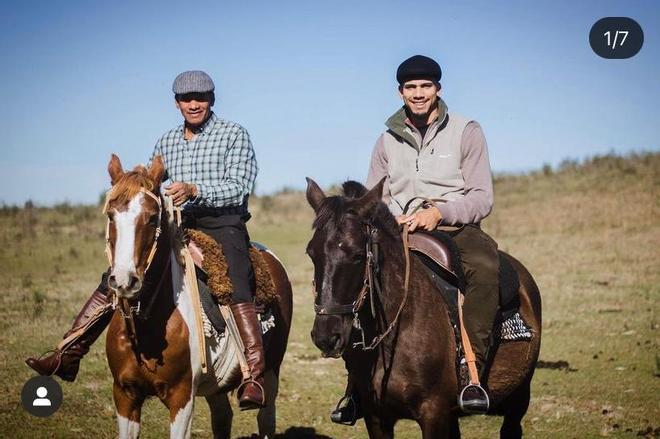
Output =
[{"x1": 366, "y1": 108, "x2": 494, "y2": 225}]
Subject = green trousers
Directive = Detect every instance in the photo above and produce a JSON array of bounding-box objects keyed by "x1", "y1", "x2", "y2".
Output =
[{"x1": 451, "y1": 224, "x2": 500, "y2": 374}]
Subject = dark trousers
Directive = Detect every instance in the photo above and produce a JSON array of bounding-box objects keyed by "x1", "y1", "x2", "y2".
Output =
[
  {"x1": 451, "y1": 224, "x2": 500, "y2": 370},
  {"x1": 185, "y1": 213, "x2": 256, "y2": 303}
]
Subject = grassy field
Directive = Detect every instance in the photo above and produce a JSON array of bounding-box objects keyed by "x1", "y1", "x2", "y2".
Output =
[{"x1": 1, "y1": 153, "x2": 658, "y2": 438}]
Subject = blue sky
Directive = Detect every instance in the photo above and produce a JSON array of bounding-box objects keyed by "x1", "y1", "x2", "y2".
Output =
[{"x1": 1, "y1": 0, "x2": 658, "y2": 205}]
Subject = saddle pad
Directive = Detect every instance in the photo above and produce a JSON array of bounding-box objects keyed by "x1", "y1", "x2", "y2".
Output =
[
  {"x1": 496, "y1": 312, "x2": 532, "y2": 341},
  {"x1": 197, "y1": 277, "x2": 277, "y2": 338},
  {"x1": 185, "y1": 229, "x2": 277, "y2": 306}
]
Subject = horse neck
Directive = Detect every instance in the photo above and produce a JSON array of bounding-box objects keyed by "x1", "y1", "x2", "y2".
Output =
[
  {"x1": 368, "y1": 230, "x2": 435, "y2": 330},
  {"x1": 377, "y1": 233, "x2": 409, "y2": 311},
  {"x1": 137, "y1": 208, "x2": 173, "y2": 310}
]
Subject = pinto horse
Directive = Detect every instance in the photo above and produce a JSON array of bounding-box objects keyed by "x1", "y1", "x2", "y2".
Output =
[
  {"x1": 305, "y1": 178, "x2": 541, "y2": 439},
  {"x1": 103, "y1": 155, "x2": 292, "y2": 439}
]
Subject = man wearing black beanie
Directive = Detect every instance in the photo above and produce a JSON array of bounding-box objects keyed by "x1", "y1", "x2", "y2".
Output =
[{"x1": 332, "y1": 54, "x2": 498, "y2": 422}]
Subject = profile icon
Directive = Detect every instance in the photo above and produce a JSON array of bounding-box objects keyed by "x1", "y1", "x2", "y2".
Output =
[
  {"x1": 21, "y1": 376, "x2": 62, "y2": 417},
  {"x1": 32, "y1": 386, "x2": 52, "y2": 407}
]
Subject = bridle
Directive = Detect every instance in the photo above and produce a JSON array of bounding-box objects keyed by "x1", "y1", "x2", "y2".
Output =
[
  {"x1": 103, "y1": 187, "x2": 163, "y2": 276},
  {"x1": 102, "y1": 187, "x2": 171, "y2": 368},
  {"x1": 312, "y1": 222, "x2": 412, "y2": 351}
]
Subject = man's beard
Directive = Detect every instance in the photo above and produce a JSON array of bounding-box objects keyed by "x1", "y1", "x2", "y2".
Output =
[{"x1": 407, "y1": 101, "x2": 437, "y2": 125}]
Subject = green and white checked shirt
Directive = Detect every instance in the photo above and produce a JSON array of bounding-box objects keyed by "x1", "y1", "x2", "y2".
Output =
[{"x1": 152, "y1": 112, "x2": 258, "y2": 209}]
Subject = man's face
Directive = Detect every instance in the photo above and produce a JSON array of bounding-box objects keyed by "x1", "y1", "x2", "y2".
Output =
[
  {"x1": 399, "y1": 80, "x2": 440, "y2": 118},
  {"x1": 175, "y1": 92, "x2": 214, "y2": 126}
]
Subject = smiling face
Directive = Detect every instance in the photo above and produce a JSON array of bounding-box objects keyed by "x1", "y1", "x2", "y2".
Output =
[
  {"x1": 175, "y1": 92, "x2": 214, "y2": 127},
  {"x1": 399, "y1": 79, "x2": 440, "y2": 125}
]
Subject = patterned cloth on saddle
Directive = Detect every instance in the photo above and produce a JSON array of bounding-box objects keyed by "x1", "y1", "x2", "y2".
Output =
[
  {"x1": 410, "y1": 230, "x2": 532, "y2": 342},
  {"x1": 185, "y1": 229, "x2": 277, "y2": 306}
]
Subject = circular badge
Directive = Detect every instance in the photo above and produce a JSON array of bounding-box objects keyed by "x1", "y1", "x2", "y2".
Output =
[
  {"x1": 21, "y1": 376, "x2": 63, "y2": 417},
  {"x1": 590, "y1": 17, "x2": 644, "y2": 59}
]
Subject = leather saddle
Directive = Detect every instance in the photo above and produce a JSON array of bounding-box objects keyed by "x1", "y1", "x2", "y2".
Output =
[{"x1": 407, "y1": 231, "x2": 521, "y2": 325}]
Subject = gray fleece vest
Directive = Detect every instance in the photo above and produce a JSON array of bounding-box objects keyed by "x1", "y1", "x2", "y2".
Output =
[{"x1": 384, "y1": 111, "x2": 471, "y2": 215}]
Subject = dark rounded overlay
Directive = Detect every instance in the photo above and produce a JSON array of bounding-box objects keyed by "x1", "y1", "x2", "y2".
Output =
[
  {"x1": 590, "y1": 17, "x2": 644, "y2": 59},
  {"x1": 21, "y1": 376, "x2": 63, "y2": 417}
]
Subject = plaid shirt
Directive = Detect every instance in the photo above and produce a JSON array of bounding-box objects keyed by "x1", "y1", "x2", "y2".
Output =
[{"x1": 152, "y1": 112, "x2": 258, "y2": 209}]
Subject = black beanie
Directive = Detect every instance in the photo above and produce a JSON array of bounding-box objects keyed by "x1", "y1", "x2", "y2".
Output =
[{"x1": 396, "y1": 55, "x2": 442, "y2": 85}]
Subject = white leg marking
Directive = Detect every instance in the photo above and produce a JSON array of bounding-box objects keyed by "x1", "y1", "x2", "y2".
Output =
[
  {"x1": 170, "y1": 397, "x2": 194, "y2": 439},
  {"x1": 112, "y1": 193, "x2": 144, "y2": 288},
  {"x1": 117, "y1": 414, "x2": 140, "y2": 439}
]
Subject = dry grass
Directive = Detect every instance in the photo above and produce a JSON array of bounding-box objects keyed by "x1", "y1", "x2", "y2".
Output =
[{"x1": 0, "y1": 152, "x2": 658, "y2": 438}]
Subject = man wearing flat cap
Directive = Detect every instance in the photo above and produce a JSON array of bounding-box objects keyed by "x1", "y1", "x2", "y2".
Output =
[
  {"x1": 332, "y1": 55, "x2": 498, "y2": 421},
  {"x1": 27, "y1": 70, "x2": 267, "y2": 410}
]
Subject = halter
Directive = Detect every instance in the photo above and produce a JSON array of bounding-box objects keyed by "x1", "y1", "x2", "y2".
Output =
[{"x1": 312, "y1": 223, "x2": 412, "y2": 351}]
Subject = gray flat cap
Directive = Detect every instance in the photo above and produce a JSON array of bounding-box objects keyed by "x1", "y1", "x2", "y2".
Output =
[{"x1": 172, "y1": 70, "x2": 215, "y2": 94}]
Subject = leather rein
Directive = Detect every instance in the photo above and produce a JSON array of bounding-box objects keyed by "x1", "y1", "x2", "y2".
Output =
[
  {"x1": 103, "y1": 188, "x2": 173, "y2": 367},
  {"x1": 313, "y1": 223, "x2": 412, "y2": 351}
]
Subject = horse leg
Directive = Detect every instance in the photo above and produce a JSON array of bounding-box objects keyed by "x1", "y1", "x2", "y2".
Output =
[
  {"x1": 257, "y1": 369, "x2": 279, "y2": 438},
  {"x1": 418, "y1": 407, "x2": 455, "y2": 439},
  {"x1": 363, "y1": 412, "x2": 395, "y2": 439},
  {"x1": 500, "y1": 377, "x2": 531, "y2": 439},
  {"x1": 113, "y1": 383, "x2": 144, "y2": 439},
  {"x1": 450, "y1": 414, "x2": 461, "y2": 439},
  {"x1": 205, "y1": 392, "x2": 233, "y2": 439},
  {"x1": 166, "y1": 383, "x2": 195, "y2": 439}
]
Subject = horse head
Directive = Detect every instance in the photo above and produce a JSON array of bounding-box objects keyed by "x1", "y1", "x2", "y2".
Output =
[
  {"x1": 104, "y1": 154, "x2": 165, "y2": 299},
  {"x1": 305, "y1": 177, "x2": 398, "y2": 357}
]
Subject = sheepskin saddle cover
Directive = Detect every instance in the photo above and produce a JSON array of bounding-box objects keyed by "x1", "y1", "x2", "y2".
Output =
[{"x1": 185, "y1": 229, "x2": 277, "y2": 306}]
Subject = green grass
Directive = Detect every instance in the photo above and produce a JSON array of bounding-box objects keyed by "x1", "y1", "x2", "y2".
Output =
[{"x1": 1, "y1": 152, "x2": 658, "y2": 438}]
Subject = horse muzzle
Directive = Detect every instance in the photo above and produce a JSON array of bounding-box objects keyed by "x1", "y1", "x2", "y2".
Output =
[
  {"x1": 311, "y1": 315, "x2": 351, "y2": 358},
  {"x1": 108, "y1": 270, "x2": 143, "y2": 298}
]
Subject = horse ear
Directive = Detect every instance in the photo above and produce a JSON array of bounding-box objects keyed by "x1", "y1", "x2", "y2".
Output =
[
  {"x1": 306, "y1": 177, "x2": 326, "y2": 212},
  {"x1": 149, "y1": 155, "x2": 165, "y2": 187},
  {"x1": 108, "y1": 154, "x2": 124, "y2": 186},
  {"x1": 355, "y1": 177, "x2": 385, "y2": 218}
]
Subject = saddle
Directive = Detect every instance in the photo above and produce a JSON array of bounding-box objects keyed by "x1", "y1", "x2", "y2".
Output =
[
  {"x1": 184, "y1": 229, "x2": 278, "y2": 335},
  {"x1": 408, "y1": 231, "x2": 528, "y2": 338}
]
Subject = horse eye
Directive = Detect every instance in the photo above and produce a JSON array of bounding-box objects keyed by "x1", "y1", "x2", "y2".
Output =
[
  {"x1": 148, "y1": 214, "x2": 159, "y2": 225},
  {"x1": 107, "y1": 213, "x2": 114, "y2": 222}
]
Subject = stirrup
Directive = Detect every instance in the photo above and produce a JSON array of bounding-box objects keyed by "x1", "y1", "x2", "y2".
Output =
[
  {"x1": 330, "y1": 394, "x2": 359, "y2": 426},
  {"x1": 459, "y1": 383, "x2": 489, "y2": 414},
  {"x1": 237, "y1": 378, "x2": 266, "y2": 410}
]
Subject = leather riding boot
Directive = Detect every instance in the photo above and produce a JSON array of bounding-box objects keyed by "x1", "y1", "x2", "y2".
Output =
[
  {"x1": 231, "y1": 301, "x2": 266, "y2": 410},
  {"x1": 25, "y1": 288, "x2": 113, "y2": 381}
]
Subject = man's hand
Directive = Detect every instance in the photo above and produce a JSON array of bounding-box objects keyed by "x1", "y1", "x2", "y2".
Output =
[
  {"x1": 165, "y1": 182, "x2": 197, "y2": 207},
  {"x1": 397, "y1": 206, "x2": 442, "y2": 232}
]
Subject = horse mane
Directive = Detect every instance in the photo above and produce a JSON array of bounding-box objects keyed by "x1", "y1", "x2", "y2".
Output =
[
  {"x1": 313, "y1": 180, "x2": 400, "y2": 239},
  {"x1": 107, "y1": 166, "x2": 156, "y2": 206}
]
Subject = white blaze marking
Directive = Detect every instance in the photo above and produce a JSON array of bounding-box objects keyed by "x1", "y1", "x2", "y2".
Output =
[
  {"x1": 117, "y1": 414, "x2": 140, "y2": 439},
  {"x1": 112, "y1": 193, "x2": 144, "y2": 288}
]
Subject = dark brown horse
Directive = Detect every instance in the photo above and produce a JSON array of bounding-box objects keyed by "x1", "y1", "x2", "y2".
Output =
[
  {"x1": 305, "y1": 178, "x2": 541, "y2": 439},
  {"x1": 104, "y1": 155, "x2": 292, "y2": 438}
]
